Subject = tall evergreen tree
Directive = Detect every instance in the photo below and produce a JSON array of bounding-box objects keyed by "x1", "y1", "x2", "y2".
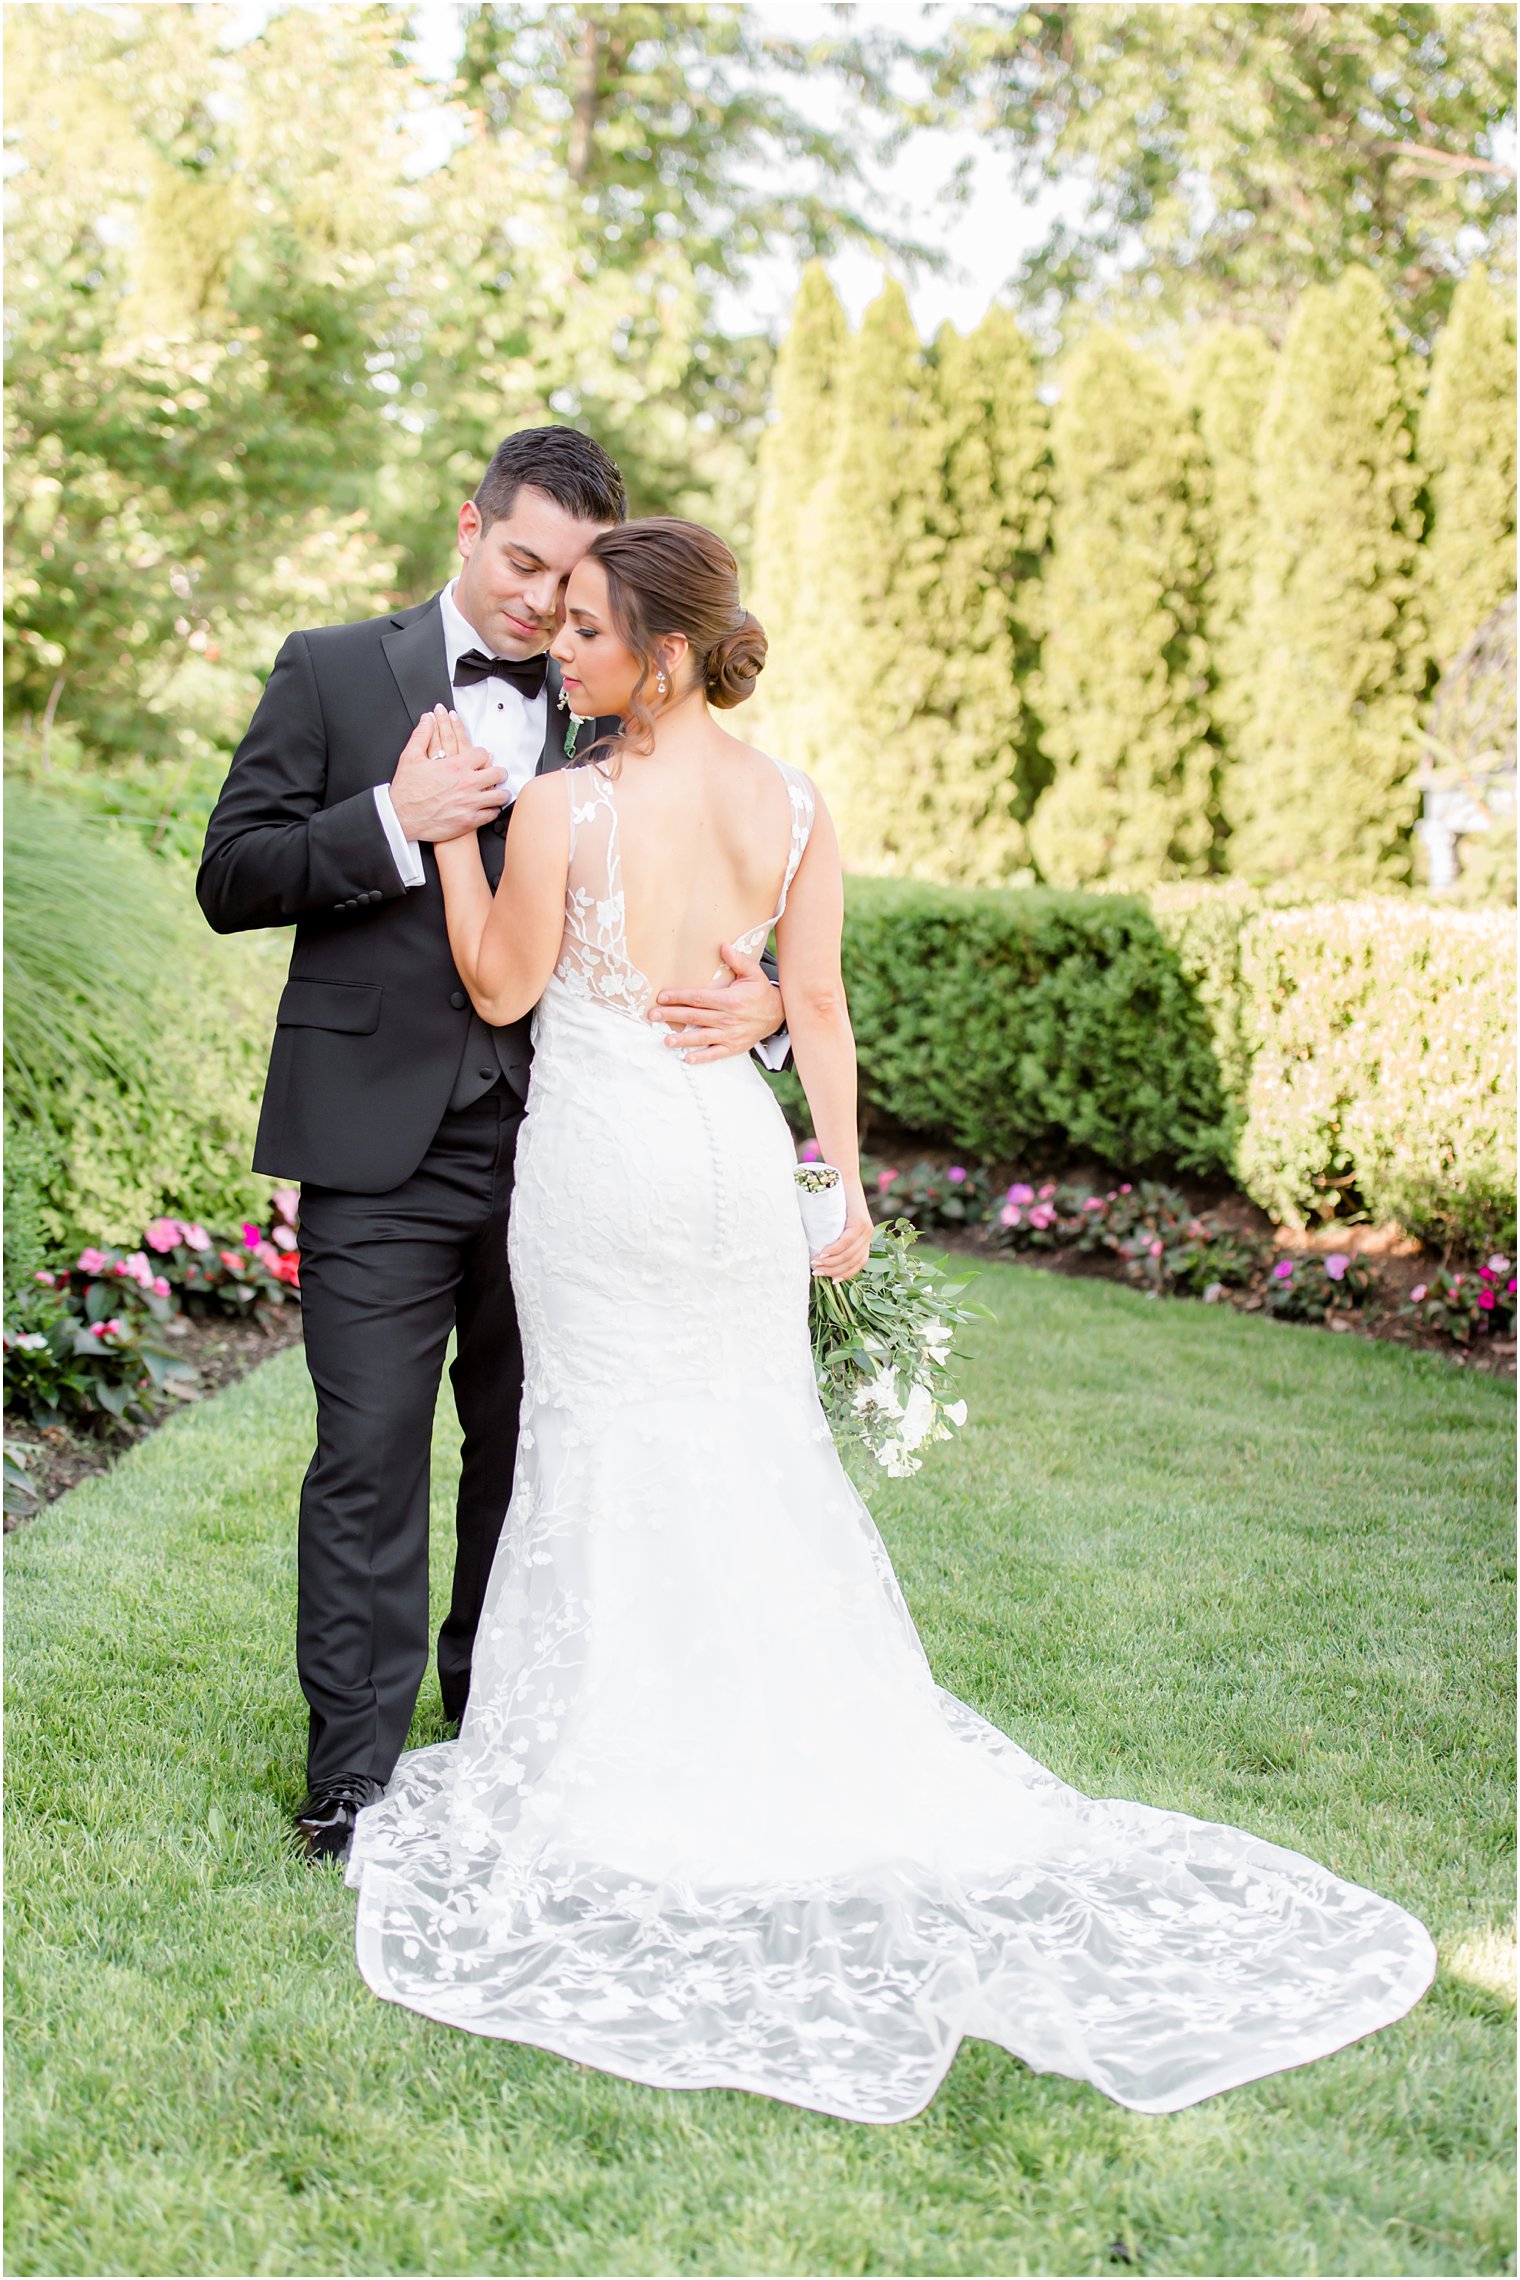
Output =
[
  {"x1": 878, "y1": 306, "x2": 1049, "y2": 884},
  {"x1": 813, "y1": 279, "x2": 938, "y2": 866},
  {"x1": 749, "y1": 265, "x2": 850, "y2": 776},
  {"x1": 1187, "y1": 322, "x2": 1275, "y2": 790},
  {"x1": 1229, "y1": 268, "x2": 1425, "y2": 887},
  {"x1": 1028, "y1": 329, "x2": 1214, "y2": 888},
  {"x1": 1421, "y1": 264, "x2": 1517, "y2": 667}
]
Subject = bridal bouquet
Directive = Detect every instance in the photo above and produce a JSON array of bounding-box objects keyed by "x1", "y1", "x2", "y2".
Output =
[{"x1": 803, "y1": 1190, "x2": 984, "y2": 1477}]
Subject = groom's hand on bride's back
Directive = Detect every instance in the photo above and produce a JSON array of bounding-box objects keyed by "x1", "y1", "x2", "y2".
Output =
[
  {"x1": 389, "y1": 712, "x2": 506, "y2": 843},
  {"x1": 651, "y1": 940, "x2": 783, "y2": 1063}
]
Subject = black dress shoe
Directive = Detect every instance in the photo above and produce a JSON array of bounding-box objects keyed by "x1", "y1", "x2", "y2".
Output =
[{"x1": 293, "y1": 1774, "x2": 383, "y2": 1863}]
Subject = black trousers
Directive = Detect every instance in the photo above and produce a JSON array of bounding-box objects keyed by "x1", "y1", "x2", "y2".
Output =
[{"x1": 294, "y1": 1086, "x2": 525, "y2": 1788}]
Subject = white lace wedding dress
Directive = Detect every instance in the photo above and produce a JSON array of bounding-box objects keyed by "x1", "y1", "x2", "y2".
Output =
[{"x1": 348, "y1": 755, "x2": 1436, "y2": 2122}]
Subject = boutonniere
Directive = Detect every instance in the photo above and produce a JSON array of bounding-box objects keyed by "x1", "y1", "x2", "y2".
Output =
[{"x1": 557, "y1": 682, "x2": 586, "y2": 757}]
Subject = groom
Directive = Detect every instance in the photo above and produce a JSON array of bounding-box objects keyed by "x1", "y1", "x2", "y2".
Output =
[{"x1": 199, "y1": 426, "x2": 787, "y2": 1859}]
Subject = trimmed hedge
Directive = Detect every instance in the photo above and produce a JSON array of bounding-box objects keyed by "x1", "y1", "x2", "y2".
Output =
[
  {"x1": 771, "y1": 876, "x2": 1515, "y2": 1255},
  {"x1": 773, "y1": 877, "x2": 1240, "y2": 1176}
]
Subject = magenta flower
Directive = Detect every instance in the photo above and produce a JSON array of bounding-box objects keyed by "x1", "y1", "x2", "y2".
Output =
[
  {"x1": 1082, "y1": 1197, "x2": 1103, "y2": 1212},
  {"x1": 1509, "y1": 1278, "x2": 1517, "y2": 1295},
  {"x1": 1038, "y1": 1183, "x2": 1056, "y2": 1200},
  {"x1": 241, "y1": 1222, "x2": 263, "y2": 1250},
  {"x1": 948, "y1": 1167, "x2": 967, "y2": 1184},
  {"x1": 878, "y1": 1170, "x2": 898, "y2": 1191},
  {"x1": 1324, "y1": 1253, "x2": 1349, "y2": 1281},
  {"x1": 77, "y1": 1248, "x2": 107, "y2": 1275},
  {"x1": 1477, "y1": 1290, "x2": 1496, "y2": 1311},
  {"x1": 1007, "y1": 1182, "x2": 1034, "y2": 1205},
  {"x1": 1119, "y1": 1183, "x2": 1132, "y2": 1194},
  {"x1": 1272, "y1": 1258, "x2": 1294, "y2": 1281},
  {"x1": 33, "y1": 1270, "x2": 55, "y2": 1286},
  {"x1": 1000, "y1": 1204, "x2": 1022, "y2": 1228},
  {"x1": 799, "y1": 1141, "x2": 822, "y2": 1164},
  {"x1": 1410, "y1": 1284, "x2": 1427, "y2": 1303},
  {"x1": 91, "y1": 1317, "x2": 127, "y2": 1340},
  {"x1": 1030, "y1": 1205, "x2": 1055, "y2": 1229},
  {"x1": 151, "y1": 1275, "x2": 170, "y2": 1298},
  {"x1": 1149, "y1": 1238, "x2": 1163, "y2": 1257},
  {"x1": 182, "y1": 1223, "x2": 211, "y2": 1252},
  {"x1": 144, "y1": 1218, "x2": 180, "y2": 1253}
]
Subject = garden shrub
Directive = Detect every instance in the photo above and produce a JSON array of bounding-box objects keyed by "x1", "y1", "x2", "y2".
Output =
[
  {"x1": 772, "y1": 875, "x2": 1239, "y2": 1176},
  {"x1": 771, "y1": 874, "x2": 1515, "y2": 1255},
  {"x1": 3, "y1": 789, "x2": 285, "y2": 1278},
  {"x1": 1233, "y1": 900, "x2": 1516, "y2": 1254}
]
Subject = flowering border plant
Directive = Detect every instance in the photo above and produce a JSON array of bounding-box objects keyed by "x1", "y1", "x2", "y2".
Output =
[
  {"x1": 1402, "y1": 1258, "x2": 1515, "y2": 1343},
  {"x1": 808, "y1": 1218, "x2": 986, "y2": 1477},
  {"x1": 4, "y1": 1192, "x2": 301, "y2": 1430}
]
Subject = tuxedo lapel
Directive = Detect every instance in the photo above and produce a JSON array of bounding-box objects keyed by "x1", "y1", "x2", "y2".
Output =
[{"x1": 380, "y1": 595, "x2": 451, "y2": 732}]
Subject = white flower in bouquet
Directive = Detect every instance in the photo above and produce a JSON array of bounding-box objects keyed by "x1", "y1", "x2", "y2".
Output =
[{"x1": 808, "y1": 1216, "x2": 987, "y2": 1478}]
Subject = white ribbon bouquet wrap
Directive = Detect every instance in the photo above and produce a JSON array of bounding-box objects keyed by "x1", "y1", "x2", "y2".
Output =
[
  {"x1": 795, "y1": 1160, "x2": 984, "y2": 1478},
  {"x1": 794, "y1": 1162, "x2": 848, "y2": 1254}
]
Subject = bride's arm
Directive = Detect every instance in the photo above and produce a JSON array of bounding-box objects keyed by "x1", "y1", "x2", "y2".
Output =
[
  {"x1": 432, "y1": 718, "x2": 569, "y2": 1025},
  {"x1": 772, "y1": 789, "x2": 872, "y2": 1282}
]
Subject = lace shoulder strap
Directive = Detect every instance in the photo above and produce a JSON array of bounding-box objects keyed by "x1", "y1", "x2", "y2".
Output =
[
  {"x1": 554, "y1": 765, "x2": 654, "y2": 1016},
  {"x1": 771, "y1": 757, "x2": 817, "y2": 919}
]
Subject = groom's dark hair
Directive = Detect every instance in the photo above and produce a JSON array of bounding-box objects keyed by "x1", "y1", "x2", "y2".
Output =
[{"x1": 475, "y1": 426, "x2": 627, "y2": 531}]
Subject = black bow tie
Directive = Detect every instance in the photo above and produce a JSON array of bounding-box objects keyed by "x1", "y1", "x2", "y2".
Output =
[{"x1": 453, "y1": 648, "x2": 548, "y2": 698}]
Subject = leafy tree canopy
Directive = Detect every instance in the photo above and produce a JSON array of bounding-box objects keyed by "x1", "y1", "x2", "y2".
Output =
[{"x1": 934, "y1": 3, "x2": 1516, "y2": 340}]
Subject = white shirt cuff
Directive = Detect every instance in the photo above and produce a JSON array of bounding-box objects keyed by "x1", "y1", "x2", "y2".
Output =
[
  {"x1": 753, "y1": 1025, "x2": 791, "y2": 1073},
  {"x1": 373, "y1": 783, "x2": 425, "y2": 889}
]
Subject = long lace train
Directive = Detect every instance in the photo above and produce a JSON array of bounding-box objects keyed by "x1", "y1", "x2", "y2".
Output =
[{"x1": 347, "y1": 761, "x2": 1435, "y2": 2121}]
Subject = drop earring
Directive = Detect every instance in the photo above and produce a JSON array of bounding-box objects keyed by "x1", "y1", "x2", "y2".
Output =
[{"x1": 656, "y1": 671, "x2": 668, "y2": 696}]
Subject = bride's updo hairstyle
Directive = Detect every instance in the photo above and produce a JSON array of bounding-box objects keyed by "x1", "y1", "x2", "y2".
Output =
[{"x1": 585, "y1": 517, "x2": 767, "y2": 757}]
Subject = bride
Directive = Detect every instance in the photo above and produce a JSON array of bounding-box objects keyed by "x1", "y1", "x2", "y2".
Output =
[{"x1": 347, "y1": 517, "x2": 1435, "y2": 2123}]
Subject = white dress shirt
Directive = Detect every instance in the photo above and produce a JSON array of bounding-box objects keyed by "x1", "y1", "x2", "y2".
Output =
[{"x1": 373, "y1": 580, "x2": 549, "y2": 890}]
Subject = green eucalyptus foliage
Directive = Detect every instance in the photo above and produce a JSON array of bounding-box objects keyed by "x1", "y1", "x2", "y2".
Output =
[
  {"x1": 1420, "y1": 263, "x2": 1518, "y2": 668},
  {"x1": 1228, "y1": 269, "x2": 1427, "y2": 888},
  {"x1": 1029, "y1": 329, "x2": 1215, "y2": 888}
]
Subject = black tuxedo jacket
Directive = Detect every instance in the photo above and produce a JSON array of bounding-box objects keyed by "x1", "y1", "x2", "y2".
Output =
[{"x1": 198, "y1": 592, "x2": 616, "y2": 1192}]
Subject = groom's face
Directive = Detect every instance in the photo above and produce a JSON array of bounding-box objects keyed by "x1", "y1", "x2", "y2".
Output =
[{"x1": 454, "y1": 486, "x2": 614, "y2": 659}]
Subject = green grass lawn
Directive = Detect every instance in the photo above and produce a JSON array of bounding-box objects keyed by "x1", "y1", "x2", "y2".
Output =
[{"x1": 5, "y1": 1264, "x2": 1515, "y2": 2279}]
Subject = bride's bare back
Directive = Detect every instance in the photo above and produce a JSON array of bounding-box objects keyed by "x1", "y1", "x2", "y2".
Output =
[{"x1": 558, "y1": 737, "x2": 812, "y2": 1016}]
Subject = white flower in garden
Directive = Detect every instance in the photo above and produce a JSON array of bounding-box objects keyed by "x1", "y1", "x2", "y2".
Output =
[
  {"x1": 875, "y1": 1436, "x2": 921, "y2": 1478},
  {"x1": 943, "y1": 1399, "x2": 967, "y2": 1429}
]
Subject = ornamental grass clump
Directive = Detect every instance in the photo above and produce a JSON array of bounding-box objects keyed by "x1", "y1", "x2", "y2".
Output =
[{"x1": 809, "y1": 1221, "x2": 986, "y2": 1479}]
